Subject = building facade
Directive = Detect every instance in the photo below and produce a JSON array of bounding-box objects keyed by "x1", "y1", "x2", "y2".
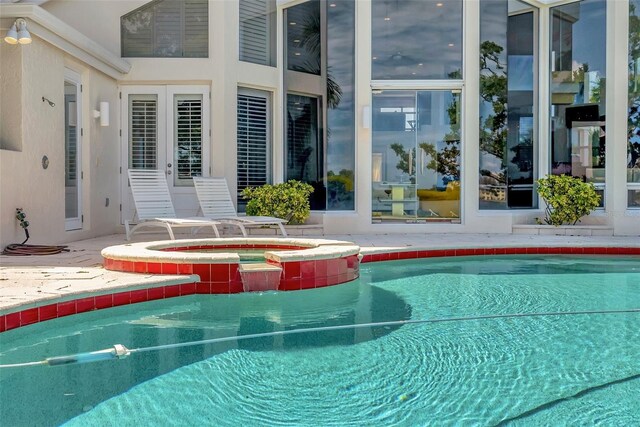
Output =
[{"x1": 0, "y1": 0, "x2": 638, "y2": 248}]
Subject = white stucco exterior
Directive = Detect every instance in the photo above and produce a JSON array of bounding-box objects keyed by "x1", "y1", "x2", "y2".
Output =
[{"x1": 0, "y1": 0, "x2": 637, "y2": 249}]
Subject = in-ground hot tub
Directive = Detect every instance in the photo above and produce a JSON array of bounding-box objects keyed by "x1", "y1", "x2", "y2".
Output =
[{"x1": 102, "y1": 238, "x2": 361, "y2": 293}]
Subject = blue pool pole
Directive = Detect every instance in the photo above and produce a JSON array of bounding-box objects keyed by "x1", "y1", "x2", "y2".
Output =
[{"x1": 45, "y1": 344, "x2": 130, "y2": 366}]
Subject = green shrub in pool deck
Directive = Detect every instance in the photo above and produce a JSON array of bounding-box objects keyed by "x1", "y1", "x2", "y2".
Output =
[
  {"x1": 536, "y1": 174, "x2": 600, "y2": 226},
  {"x1": 241, "y1": 180, "x2": 314, "y2": 225}
]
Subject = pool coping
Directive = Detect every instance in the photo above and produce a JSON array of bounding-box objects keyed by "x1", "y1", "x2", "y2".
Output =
[{"x1": 1, "y1": 244, "x2": 639, "y2": 333}]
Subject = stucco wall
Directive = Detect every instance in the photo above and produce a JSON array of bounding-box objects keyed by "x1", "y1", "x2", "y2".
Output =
[
  {"x1": 0, "y1": 35, "x2": 121, "y2": 248},
  {"x1": 0, "y1": 43, "x2": 22, "y2": 151},
  {"x1": 0, "y1": 38, "x2": 64, "y2": 247}
]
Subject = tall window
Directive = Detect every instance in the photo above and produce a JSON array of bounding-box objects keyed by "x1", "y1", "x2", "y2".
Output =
[
  {"x1": 286, "y1": 94, "x2": 324, "y2": 210},
  {"x1": 371, "y1": 0, "x2": 463, "y2": 80},
  {"x1": 550, "y1": 0, "x2": 606, "y2": 206},
  {"x1": 286, "y1": 0, "x2": 321, "y2": 75},
  {"x1": 239, "y1": 0, "x2": 276, "y2": 66},
  {"x1": 326, "y1": 0, "x2": 355, "y2": 210},
  {"x1": 121, "y1": 0, "x2": 208, "y2": 58},
  {"x1": 629, "y1": 0, "x2": 640, "y2": 208},
  {"x1": 479, "y1": 0, "x2": 537, "y2": 209},
  {"x1": 237, "y1": 89, "x2": 271, "y2": 211}
]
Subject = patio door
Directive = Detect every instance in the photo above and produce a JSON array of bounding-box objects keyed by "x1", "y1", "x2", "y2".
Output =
[
  {"x1": 371, "y1": 90, "x2": 462, "y2": 223},
  {"x1": 120, "y1": 86, "x2": 210, "y2": 224}
]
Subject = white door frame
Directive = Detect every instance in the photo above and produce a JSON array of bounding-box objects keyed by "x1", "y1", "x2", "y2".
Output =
[
  {"x1": 64, "y1": 68, "x2": 83, "y2": 231},
  {"x1": 120, "y1": 85, "x2": 210, "y2": 224}
]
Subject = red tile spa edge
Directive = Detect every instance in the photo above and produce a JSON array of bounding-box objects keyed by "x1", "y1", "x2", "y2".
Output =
[{"x1": 1, "y1": 244, "x2": 638, "y2": 332}]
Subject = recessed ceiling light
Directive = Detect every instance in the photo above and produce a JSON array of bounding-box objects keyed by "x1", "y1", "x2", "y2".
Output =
[
  {"x1": 418, "y1": 63, "x2": 423, "y2": 66},
  {"x1": 289, "y1": 22, "x2": 296, "y2": 26},
  {"x1": 437, "y1": 2, "x2": 443, "y2": 6},
  {"x1": 329, "y1": 3, "x2": 336, "y2": 7},
  {"x1": 384, "y1": 17, "x2": 391, "y2": 21},
  {"x1": 412, "y1": 72, "x2": 416, "y2": 75},
  {"x1": 293, "y1": 39, "x2": 300, "y2": 43},
  {"x1": 372, "y1": 56, "x2": 378, "y2": 60},
  {"x1": 448, "y1": 43, "x2": 454, "y2": 47},
  {"x1": 294, "y1": 52, "x2": 301, "y2": 56}
]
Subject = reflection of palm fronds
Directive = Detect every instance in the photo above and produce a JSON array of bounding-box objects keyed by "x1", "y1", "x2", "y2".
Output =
[
  {"x1": 326, "y1": 69, "x2": 342, "y2": 109},
  {"x1": 300, "y1": 10, "x2": 321, "y2": 57},
  {"x1": 295, "y1": 7, "x2": 342, "y2": 109}
]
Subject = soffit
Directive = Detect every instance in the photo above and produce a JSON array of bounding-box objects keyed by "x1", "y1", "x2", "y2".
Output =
[{"x1": 0, "y1": 3, "x2": 130, "y2": 79}]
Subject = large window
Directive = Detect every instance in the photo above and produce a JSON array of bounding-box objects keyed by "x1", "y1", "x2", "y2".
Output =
[
  {"x1": 286, "y1": 0, "x2": 321, "y2": 75},
  {"x1": 121, "y1": 0, "x2": 208, "y2": 58},
  {"x1": 371, "y1": 0, "x2": 463, "y2": 80},
  {"x1": 479, "y1": 0, "x2": 537, "y2": 209},
  {"x1": 550, "y1": 0, "x2": 606, "y2": 206},
  {"x1": 286, "y1": 94, "x2": 324, "y2": 210},
  {"x1": 371, "y1": 90, "x2": 461, "y2": 223},
  {"x1": 326, "y1": 0, "x2": 355, "y2": 210},
  {"x1": 239, "y1": 0, "x2": 276, "y2": 66},
  {"x1": 237, "y1": 89, "x2": 271, "y2": 211},
  {"x1": 629, "y1": 0, "x2": 640, "y2": 208}
]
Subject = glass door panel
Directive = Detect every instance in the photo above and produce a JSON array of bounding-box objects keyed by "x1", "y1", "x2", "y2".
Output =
[
  {"x1": 64, "y1": 74, "x2": 82, "y2": 231},
  {"x1": 372, "y1": 90, "x2": 461, "y2": 223}
]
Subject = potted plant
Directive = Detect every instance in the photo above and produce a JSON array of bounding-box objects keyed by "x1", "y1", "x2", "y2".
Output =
[
  {"x1": 241, "y1": 180, "x2": 314, "y2": 225},
  {"x1": 535, "y1": 174, "x2": 600, "y2": 226}
]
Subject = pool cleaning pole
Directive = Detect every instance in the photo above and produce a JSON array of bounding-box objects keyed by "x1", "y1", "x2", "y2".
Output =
[{"x1": 44, "y1": 344, "x2": 130, "y2": 366}]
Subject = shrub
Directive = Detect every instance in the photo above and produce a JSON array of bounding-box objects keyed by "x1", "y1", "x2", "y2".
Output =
[
  {"x1": 536, "y1": 174, "x2": 600, "y2": 226},
  {"x1": 241, "y1": 180, "x2": 314, "y2": 225}
]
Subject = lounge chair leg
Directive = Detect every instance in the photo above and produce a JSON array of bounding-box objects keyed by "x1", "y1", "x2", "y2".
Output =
[
  {"x1": 163, "y1": 224, "x2": 176, "y2": 240},
  {"x1": 211, "y1": 225, "x2": 220, "y2": 238},
  {"x1": 125, "y1": 221, "x2": 131, "y2": 241},
  {"x1": 238, "y1": 224, "x2": 248, "y2": 237},
  {"x1": 278, "y1": 223, "x2": 287, "y2": 237}
]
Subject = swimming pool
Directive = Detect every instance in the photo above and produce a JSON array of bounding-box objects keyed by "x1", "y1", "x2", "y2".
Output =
[{"x1": 1, "y1": 255, "x2": 639, "y2": 425}]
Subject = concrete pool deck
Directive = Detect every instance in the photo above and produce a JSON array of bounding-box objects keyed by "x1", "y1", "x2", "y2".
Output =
[{"x1": 1, "y1": 232, "x2": 639, "y2": 313}]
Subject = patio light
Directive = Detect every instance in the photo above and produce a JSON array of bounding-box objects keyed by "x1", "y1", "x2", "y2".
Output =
[{"x1": 4, "y1": 18, "x2": 31, "y2": 45}]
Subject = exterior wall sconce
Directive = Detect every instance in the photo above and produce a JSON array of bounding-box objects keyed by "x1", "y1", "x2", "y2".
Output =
[
  {"x1": 92, "y1": 101, "x2": 109, "y2": 127},
  {"x1": 4, "y1": 18, "x2": 32, "y2": 45}
]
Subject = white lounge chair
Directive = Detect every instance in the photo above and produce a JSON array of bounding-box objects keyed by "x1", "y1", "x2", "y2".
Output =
[
  {"x1": 193, "y1": 177, "x2": 288, "y2": 237},
  {"x1": 126, "y1": 169, "x2": 221, "y2": 240}
]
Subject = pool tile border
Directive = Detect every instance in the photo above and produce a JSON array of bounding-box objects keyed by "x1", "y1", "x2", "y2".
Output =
[{"x1": 1, "y1": 246, "x2": 638, "y2": 333}]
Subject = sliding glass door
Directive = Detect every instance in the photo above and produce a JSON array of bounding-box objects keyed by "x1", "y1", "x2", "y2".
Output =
[{"x1": 371, "y1": 90, "x2": 461, "y2": 223}]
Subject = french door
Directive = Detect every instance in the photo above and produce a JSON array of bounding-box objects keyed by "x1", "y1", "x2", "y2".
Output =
[{"x1": 120, "y1": 86, "x2": 210, "y2": 223}]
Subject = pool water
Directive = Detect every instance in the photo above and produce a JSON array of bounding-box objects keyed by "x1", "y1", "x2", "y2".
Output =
[{"x1": 1, "y1": 255, "x2": 639, "y2": 426}]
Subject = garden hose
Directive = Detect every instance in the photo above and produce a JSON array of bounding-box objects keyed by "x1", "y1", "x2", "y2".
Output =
[{"x1": 1, "y1": 209, "x2": 69, "y2": 256}]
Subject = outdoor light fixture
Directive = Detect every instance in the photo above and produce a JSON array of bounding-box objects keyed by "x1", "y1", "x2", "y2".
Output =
[
  {"x1": 92, "y1": 102, "x2": 110, "y2": 127},
  {"x1": 4, "y1": 18, "x2": 31, "y2": 45}
]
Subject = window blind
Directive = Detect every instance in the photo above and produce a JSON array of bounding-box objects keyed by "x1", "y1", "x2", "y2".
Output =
[
  {"x1": 239, "y1": 0, "x2": 275, "y2": 66},
  {"x1": 122, "y1": 0, "x2": 208, "y2": 58},
  {"x1": 237, "y1": 92, "x2": 270, "y2": 209},
  {"x1": 174, "y1": 95, "x2": 203, "y2": 185},
  {"x1": 129, "y1": 96, "x2": 158, "y2": 170}
]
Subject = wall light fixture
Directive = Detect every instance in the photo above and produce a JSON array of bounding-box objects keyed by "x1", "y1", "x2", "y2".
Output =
[{"x1": 4, "y1": 18, "x2": 32, "y2": 45}]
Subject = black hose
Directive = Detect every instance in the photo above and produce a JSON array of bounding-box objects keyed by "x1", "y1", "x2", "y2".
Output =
[
  {"x1": 1, "y1": 208, "x2": 69, "y2": 255},
  {"x1": 2, "y1": 243, "x2": 69, "y2": 256}
]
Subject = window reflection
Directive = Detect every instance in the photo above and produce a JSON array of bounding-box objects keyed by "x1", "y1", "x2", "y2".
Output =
[
  {"x1": 550, "y1": 0, "x2": 606, "y2": 207},
  {"x1": 372, "y1": 90, "x2": 461, "y2": 223},
  {"x1": 286, "y1": 0, "x2": 321, "y2": 75},
  {"x1": 371, "y1": 0, "x2": 462, "y2": 80},
  {"x1": 327, "y1": 0, "x2": 355, "y2": 210},
  {"x1": 628, "y1": 0, "x2": 640, "y2": 207},
  {"x1": 286, "y1": 94, "x2": 325, "y2": 210},
  {"x1": 479, "y1": 0, "x2": 537, "y2": 209}
]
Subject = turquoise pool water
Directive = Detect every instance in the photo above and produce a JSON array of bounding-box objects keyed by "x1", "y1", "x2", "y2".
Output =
[{"x1": 1, "y1": 255, "x2": 639, "y2": 426}]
